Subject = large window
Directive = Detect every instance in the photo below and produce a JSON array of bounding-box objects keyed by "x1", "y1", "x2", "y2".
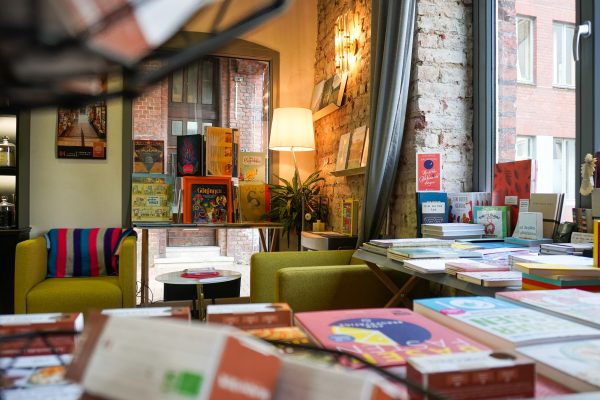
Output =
[
  {"x1": 553, "y1": 22, "x2": 576, "y2": 87},
  {"x1": 517, "y1": 17, "x2": 534, "y2": 83}
]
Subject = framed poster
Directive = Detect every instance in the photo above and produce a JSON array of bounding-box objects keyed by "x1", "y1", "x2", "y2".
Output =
[
  {"x1": 182, "y1": 176, "x2": 232, "y2": 224},
  {"x1": 133, "y1": 140, "x2": 164, "y2": 173},
  {"x1": 416, "y1": 153, "x2": 442, "y2": 192},
  {"x1": 56, "y1": 101, "x2": 107, "y2": 159}
]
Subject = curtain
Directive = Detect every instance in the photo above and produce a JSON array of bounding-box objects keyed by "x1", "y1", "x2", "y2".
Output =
[{"x1": 358, "y1": 0, "x2": 416, "y2": 245}]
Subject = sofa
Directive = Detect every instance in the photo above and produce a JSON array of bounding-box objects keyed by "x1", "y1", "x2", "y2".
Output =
[{"x1": 250, "y1": 250, "x2": 427, "y2": 312}]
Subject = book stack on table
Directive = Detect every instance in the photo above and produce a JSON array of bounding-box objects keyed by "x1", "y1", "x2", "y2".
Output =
[{"x1": 421, "y1": 223, "x2": 485, "y2": 240}]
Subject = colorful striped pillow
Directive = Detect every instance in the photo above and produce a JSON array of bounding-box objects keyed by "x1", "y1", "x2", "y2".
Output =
[{"x1": 45, "y1": 228, "x2": 135, "y2": 277}]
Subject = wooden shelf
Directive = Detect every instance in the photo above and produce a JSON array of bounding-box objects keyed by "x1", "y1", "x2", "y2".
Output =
[{"x1": 330, "y1": 166, "x2": 366, "y2": 177}]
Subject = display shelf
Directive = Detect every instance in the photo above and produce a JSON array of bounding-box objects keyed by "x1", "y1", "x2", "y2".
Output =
[{"x1": 330, "y1": 166, "x2": 366, "y2": 177}]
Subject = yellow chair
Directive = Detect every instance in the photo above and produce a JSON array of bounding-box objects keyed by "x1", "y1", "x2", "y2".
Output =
[{"x1": 14, "y1": 235, "x2": 137, "y2": 314}]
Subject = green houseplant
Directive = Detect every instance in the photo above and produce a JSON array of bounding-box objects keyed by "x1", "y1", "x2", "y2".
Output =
[{"x1": 269, "y1": 170, "x2": 328, "y2": 249}]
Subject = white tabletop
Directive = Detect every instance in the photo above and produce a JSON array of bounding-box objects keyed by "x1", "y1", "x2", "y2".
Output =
[{"x1": 155, "y1": 269, "x2": 241, "y2": 285}]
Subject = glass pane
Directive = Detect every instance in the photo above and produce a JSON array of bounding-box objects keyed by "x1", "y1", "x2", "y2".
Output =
[
  {"x1": 172, "y1": 70, "x2": 183, "y2": 102},
  {"x1": 186, "y1": 64, "x2": 198, "y2": 103},
  {"x1": 497, "y1": 1, "x2": 576, "y2": 222},
  {"x1": 187, "y1": 121, "x2": 198, "y2": 135},
  {"x1": 201, "y1": 61, "x2": 213, "y2": 105},
  {"x1": 171, "y1": 120, "x2": 183, "y2": 136}
]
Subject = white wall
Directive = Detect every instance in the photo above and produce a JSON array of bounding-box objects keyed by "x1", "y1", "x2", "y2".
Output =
[{"x1": 29, "y1": 97, "x2": 124, "y2": 236}]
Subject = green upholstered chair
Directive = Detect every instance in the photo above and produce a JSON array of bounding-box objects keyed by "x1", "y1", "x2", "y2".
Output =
[
  {"x1": 250, "y1": 250, "x2": 421, "y2": 312},
  {"x1": 14, "y1": 236, "x2": 137, "y2": 314}
]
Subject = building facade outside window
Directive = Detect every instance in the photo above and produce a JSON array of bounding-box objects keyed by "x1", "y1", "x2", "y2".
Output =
[
  {"x1": 553, "y1": 22, "x2": 576, "y2": 87},
  {"x1": 517, "y1": 16, "x2": 534, "y2": 83}
]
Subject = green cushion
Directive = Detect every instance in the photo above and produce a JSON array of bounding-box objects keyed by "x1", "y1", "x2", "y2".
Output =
[{"x1": 26, "y1": 276, "x2": 123, "y2": 314}]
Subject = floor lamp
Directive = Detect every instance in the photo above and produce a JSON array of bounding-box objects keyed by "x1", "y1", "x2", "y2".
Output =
[{"x1": 269, "y1": 108, "x2": 316, "y2": 250}]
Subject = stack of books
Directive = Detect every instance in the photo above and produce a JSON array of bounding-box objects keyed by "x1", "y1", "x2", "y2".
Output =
[
  {"x1": 444, "y1": 259, "x2": 510, "y2": 276},
  {"x1": 361, "y1": 237, "x2": 452, "y2": 256},
  {"x1": 507, "y1": 253, "x2": 594, "y2": 267},
  {"x1": 386, "y1": 246, "x2": 482, "y2": 263},
  {"x1": 456, "y1": 271, "x2": 522, "y2": 287},
  {"x1": 539, "y1": 242, "x2": 593, "y2": 256},
  {"x1": 421, "y1": 223, "x2": 485, "y2": 240},
  {"x1": 512, "y1": 262, "x2": 600, "y2": 291}
]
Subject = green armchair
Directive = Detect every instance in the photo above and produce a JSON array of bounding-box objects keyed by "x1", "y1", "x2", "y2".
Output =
[
  {"x1": 250, "y1": 250, "x2": 420, "y2": 312},
  {"x1": 14, "y1": 236, "x2": 137, "y2": 314}
]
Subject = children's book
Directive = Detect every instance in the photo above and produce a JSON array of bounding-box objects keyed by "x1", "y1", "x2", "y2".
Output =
[
  {"x1": 517, "y1": 339, "x2": 600, "y2": 392},
  {"x1": 447, "y1": 192, "x2": 491, "y2": 223},
  {"x1": 341, "y1": 199, "x2": 360, "y2": 236},
  {"x1": 176, "y1": 134, "x2": 204, "y2": 176},
  {"x1": 512, "y1": 211, "x2": 544, "y2": 240},
  {"x1": 472, "y1": 205, "x2": 509, "y2": 239},
  {"x1": 416, "y1": 192, "x2": 448, "y2": 237},
  {"x1": 238, "y1": 152, "x2": 266, "y2": 182},
  {"x1": 496, "y1": 289, "x2": 600, "y2": 328},
  {"x1": 294, "y1": 308, "x2": 487, "y2": 368},
  {"x1": 182, "y1": 176, "x2": 231, "y2": 224},
  {"x1": 205, "y1": 127, "x2": 239, "y2": 177},
  {"x1": 239, "y1": 182, "x2": 268, "y2": 222},
  {"x1": 134, "y1": 139, "x2": 164, "y2": 173},
  {"x1": 131, "y1": 173, "x2": 173, "y2": 222},
  {"x1": 492, "y1": 159, "x2": 537, "y2": 235},
  {"x1": 413, "y1": 296, "x2": 600, "y2": 349}
]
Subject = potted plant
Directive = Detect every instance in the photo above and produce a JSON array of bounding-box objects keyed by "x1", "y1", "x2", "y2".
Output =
[{"x1": 269, "y1": 170, "x2": 328, "y2": 250}]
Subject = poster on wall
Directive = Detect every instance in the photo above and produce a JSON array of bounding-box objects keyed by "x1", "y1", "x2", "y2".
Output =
[
  {"x1": 416, "y1": 153, "x2": 442, "y2": 192},
  {"x1": 56, "y1": 101, "x2": 107, "y2": 159}
]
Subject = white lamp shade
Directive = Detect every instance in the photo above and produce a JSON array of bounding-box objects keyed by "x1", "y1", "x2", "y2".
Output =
[{"x1": 269, "y1": 107, "x2": 315, "y2": 151}]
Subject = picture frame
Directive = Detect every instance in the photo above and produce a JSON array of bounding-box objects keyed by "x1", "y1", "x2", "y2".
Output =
[
  {"x1": 56, "y1": 101, "x2": 107, "y2": 159},
  {"x1": 133, "y1": 140, "x2": 164, "y2": 173},
  {"x1": 311, "y1": 72, "x2": 348, "y2": 121},
  {"x1": 182, "y1": 176, "x2": 232, "y2": 224}
]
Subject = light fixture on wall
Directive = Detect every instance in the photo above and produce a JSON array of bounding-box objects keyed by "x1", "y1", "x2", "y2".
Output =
[
  {"x1": 269, "y1": 107, "x2": 315, "y2": 174},
  {"x1": 335, "y1": 12, "x2": 359, "y2": 73}
]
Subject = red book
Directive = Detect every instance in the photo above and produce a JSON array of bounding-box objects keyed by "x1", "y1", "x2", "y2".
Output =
[
  {"x1": 180, "y1": 271, "x2": 220, "y2": 279},
  {"x1": 294, "y1": 308, "x2": 488, "y2": 368},
  {"x1": 492, "y1": 160, "x2": 537, "y2": 235}
]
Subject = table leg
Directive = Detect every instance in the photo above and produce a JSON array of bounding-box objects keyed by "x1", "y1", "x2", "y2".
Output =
[
  {"x1": 191, "y1": 285, "x2": 199, "y2": 320},
  {"x1": 364, "y1": 260, "x2": 401, "y2": 295},
  {"x1": 196, "y1": 284, "x2": 205, "y2": 321},
  {"x1": 384, "y1": 276, "x2": 421, "y2": 308},
  {"x1": 141, "y1": 228, "x2": 149, "y2": 306},
  {"x1": 258, "y1": 228, "x2": 268, "y2": 252}
]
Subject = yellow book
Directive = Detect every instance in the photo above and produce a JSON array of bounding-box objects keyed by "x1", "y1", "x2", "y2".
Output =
[
  {"x1": 513, "y1": 263, "x2": 600, "y2": 277},
  {"x1": 341, "y1": 199, "x2": 359, "y2": 235},
  {"x1": 239, "y1": 182, "x2": 268, "y2": 222}
]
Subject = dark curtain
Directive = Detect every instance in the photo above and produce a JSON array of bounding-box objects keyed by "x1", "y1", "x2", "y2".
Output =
[{"x1": 358, "y1": 0, "x2": 416, "y2": 245}]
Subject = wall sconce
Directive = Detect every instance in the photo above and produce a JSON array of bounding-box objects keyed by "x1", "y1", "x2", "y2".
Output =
[{"x1": 335, "y1": 12, "x2": 359, "y2": 73}]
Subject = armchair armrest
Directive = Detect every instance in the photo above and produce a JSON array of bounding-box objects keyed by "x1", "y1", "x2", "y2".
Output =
[
  {"x1": 118, "y1": 236, "x2": 137, "y2": 308},
  {"x1": 250, "y1": 250, "x2": 355, "y2": 303},
  {"x1": 14, "y1": 237, "x2": 48, "y2": 314}
]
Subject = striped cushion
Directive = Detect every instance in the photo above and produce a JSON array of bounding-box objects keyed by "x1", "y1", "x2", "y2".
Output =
[{"x1": 45, "y1": 228, "x2": 134, "y2": 277}]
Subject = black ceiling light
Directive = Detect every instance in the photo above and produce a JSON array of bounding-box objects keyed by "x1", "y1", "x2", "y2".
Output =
[{"x1": 0, "y1": 0, "x2": 288, "y2": 109}]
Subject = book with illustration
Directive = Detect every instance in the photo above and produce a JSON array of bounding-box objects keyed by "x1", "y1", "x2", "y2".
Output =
[
  {"x1": 294, "y1": 308, "x2": 487, "y2": 368},
  {"x1": 416, "y1": 192, "x2": 448, "y2": 237},
  {"x1": 341, "y1": 198, "x2": 360, "y2": 235},
  {"x1": 176, "y1": 134, "x2": 204, "y2": 176},
  {"x1": 239, "y1": 152, "x2": 266, "y2": 182},
  {"x1": 205, "y1": 127, "x2": 239, "y2": 177},
  {"x1": 472, "y1": 205, "x2": 510, "y2": 239},
  {"x1": 133, "y1": 140, "x2": 164, "y2": 173},
  {"x1": 414, "y1": 296, "x2": 600, "y2": 349},
  {"x1": 239, "y1": 182, "x2": 269, "y2": 222},
  {"x1": 447, "y1": 192, "x2": 491, "y2": 223},
  {"x1": 131, "y1": 173, "x2": 173, "y2": 222},
  {"x1": 182, "y1": 176, "x2": 231, "y2": 224}
]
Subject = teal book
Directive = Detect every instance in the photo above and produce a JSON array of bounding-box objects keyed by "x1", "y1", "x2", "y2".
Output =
[
  {"x1": 413, "y1": 296, "x2": 600, "y2": 349},
  {"x1": 416, "y1": 192, "x2": 448, "y2": 237},
  {"x1": 472, "y1": 205, "x2": 509, "y2": 239}
]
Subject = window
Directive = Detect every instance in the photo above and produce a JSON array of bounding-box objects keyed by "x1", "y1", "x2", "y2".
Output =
[
  {"x1": 553, "y1": 22, "x2": 576, "y2": 87},
  {"x1": 515, "y1": 136, "x2": 534, "y2": 160},
  {"x1": 517, "y1": 17, "x2": 534, "y2": 83}
]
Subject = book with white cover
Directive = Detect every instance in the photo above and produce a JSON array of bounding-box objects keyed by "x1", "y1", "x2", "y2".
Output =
[
  {"x1": 456, "y1": 271, "x2": 522, "y2": 287},
  {"x1": 402, "y1": 258, "x2": 464, "y2": 274},
  {"x1": 496, "y1": 289, "x2": 600, "y2": 328},
  {"x1": 512, "y1": 263, "x2": 600, "y2": 277},
  {"x1": 368, "y1": 238, "x2": 453, "y2": 248},
  {"x1": 512, "y1": 212, "x2": 544, "y2": 240},
  {"x1": 508, "y1": 254, "x2": 594, "y2": 267},
  {"x1": 444, "y1": 259, "x2": 510, "y2": 275},
  {"x1": 421, "y1": 223, "x2": 485, "y2": 233},
  {"x1": 517, "y1": 339, "x2": 600, "y2": 392},
  {"x1": 413, "y1": 296, "x2": 600, "y2": 349}
]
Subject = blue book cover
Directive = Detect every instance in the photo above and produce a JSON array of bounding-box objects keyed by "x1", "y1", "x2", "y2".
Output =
[{"x1": 416, "y1": 192, "x2": 448, "y2": 237}]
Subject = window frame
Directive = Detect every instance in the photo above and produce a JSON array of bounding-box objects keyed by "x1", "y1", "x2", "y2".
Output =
[
  {"x1": 516, "y1": 16, "x2": 535, "y2": 84},
  {"x1": 553, "y1": 21, "x2": 576, "y2": 88},
  {"x1": 473, "y1": 0, "x2": 599, "y2": 209}
]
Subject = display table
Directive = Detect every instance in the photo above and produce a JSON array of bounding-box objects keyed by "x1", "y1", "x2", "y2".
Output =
[
  {"x1": 301, "y1": 231, "x2": 358, "y2": 251},
  {"x1": 155, "y1": 269, "x2": 242, "y2": 320},
  {"x1": 352, "y1": 248, "x2": 520, "y2": 308},
  {"x1": 135, "y1": 222, "x2": 282, "y2": 305}
]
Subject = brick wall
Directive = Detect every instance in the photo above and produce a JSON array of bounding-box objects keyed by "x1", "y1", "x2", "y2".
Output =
[
  {"x1": 314, "y1": 0, "x2": 371, "y2": 232},
  {"x1": 497, "y1": 0, "x2": 517, "y2": 162}
]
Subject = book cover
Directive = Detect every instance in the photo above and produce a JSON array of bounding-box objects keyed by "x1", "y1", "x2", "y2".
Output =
[
  {"x1": 346, "y1": 125, "x2": 367, "y2": 169},
  {"x1": 456, "y1": 271, "x2": 522, "y2": 287},
  {"x1": 529, "y1": 193, "x2": 563, "y2": 238},
  {"x1": 447, "y1": 192, "x2": 492, "y2": 223},
  {"x1": 335, "y1": 132, "x2": 351, "y2": 171},
  {"x1": 182, "y1": 176, "x2": 231, "y2": 224},
  {"x1": 402, "y1": 258, "x2": 464, "y2": 274},
  {"x1": 205, "y1": 127, "x2": 239, "y2": 177},
  {"x1": 492, "y1": 159, "x2": 537, "y2": 235},
  {"x1": 239, "y1": 152, "x2": 266, "y2": 182},
  {"x1": 513, "y1": 211, "x2": 544, "y2": 240},
  {"x1": 341, "y1": 198, "x2": 359, "y2": 235},
  {"x1": 472, "y1": 205, "x2": 509, "y2": 238},
  {"x1": 388, "y1": 247, "x2": 481, "y2": 260},
  {"x1": 517, "y1": 339, "x2": 600, "y2": 392},
  {"x1": 416, "y1": 192, "x2": 448, "y2": 237},
  {"x1": 246, "y1": 326, "x2": 310, "y2": 345},
  {"x1": 238, "y1": 182, "x2": 268, "y2": 222},
  {"x1": 512, "y1": 262, "x2": 600, "y2": 277},
  {"x1": 413, "y1": 296, "x2": 600, "y2": 348},
  {"x1": 133, "y1": 140, "x2": 164, "y2": 173},
  {"x1": 496, "y1": 289, "x2": 600, "y2": 328},
  {"x1": 294, "y1": 308, "x2": 487, "y2": 368},
  {"x1": 131, "y1": 173, "x2": 173, "y2": 222},
  {"x1": 207, "y1": 303, "x2": 292, "y2": 330},
  {"x1": 0, "y1": 354, "x2": 78, "y2": 396},
  {"x1": 416, "y1": 153, "x2": 442, "y2": 192},
  {"x1": 101, "y1": 307, "x2": 191, "y2": 321},
  {"x1": 176, "y1": 134, "x2": 204, "y2": 176},
  {"x1": 444, "y1": 259, "x2": 510, "y2": 275}
]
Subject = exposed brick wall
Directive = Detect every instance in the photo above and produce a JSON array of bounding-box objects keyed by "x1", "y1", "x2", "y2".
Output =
[
  {"x1": 314, "y1": 0, "x2": 371, "y2": 232},
  {"x1": 391, "y1": 0, "x2": 474, "y2": 237},
  {"x1": 497, "y1": 0, "x2": 517, "y2": 162}
]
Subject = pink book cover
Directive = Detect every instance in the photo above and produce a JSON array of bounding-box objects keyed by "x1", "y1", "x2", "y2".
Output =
[{"x1": 294, "y1": 308, "x2": 488, "y2": 368}]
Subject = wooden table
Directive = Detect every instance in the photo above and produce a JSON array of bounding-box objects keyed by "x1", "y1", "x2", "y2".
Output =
[
  {"x1": 135, "y1": 222, "x2": 283, "y2": 305},
  {"x1": 352, "y1": 248, "x2": 520, "y2": 308}
]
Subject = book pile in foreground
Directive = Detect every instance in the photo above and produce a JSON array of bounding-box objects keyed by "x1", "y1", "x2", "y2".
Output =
[
  {"x1": 512, "y1": 260, "x2": 600, "y2": 291},
  {"x1": 421, "y1": 223, "x2": 485, "y2": 240},
  {"x1": 361, "y1": 237, "x2": 452, "y2": 256}
]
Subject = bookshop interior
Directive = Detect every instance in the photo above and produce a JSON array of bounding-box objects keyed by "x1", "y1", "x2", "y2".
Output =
[{"x1": 4, "y1": 0, "x2": 600, "y2": 399}]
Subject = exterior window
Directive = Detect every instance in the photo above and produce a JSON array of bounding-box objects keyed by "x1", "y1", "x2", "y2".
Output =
[
  {"x1": 553, "y1": 22, "x2": 576, "y2": 87},
  {"x1": 517, "y1": 17, "x2": 534, "y2": 83},
  {"x1": 515, "y1": 136, "x2": 534, "y2": 160}
]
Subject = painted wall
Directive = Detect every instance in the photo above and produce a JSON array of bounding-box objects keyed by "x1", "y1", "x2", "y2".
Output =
[
  {"x1": 29, "y1": 97, "x2": 123, "y2": 236},
  {"x1": 27, "y1": 1, "x2": 317, "y2": 237}
]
